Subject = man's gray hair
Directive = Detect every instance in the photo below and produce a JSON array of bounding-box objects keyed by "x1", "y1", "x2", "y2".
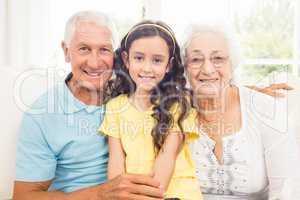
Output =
[
  {"x1": 181, "y1": 24, "x2": 242, "y2": 72},
  {"x1": 64, "y1": 10, "x2": 119, "y2": 49}
]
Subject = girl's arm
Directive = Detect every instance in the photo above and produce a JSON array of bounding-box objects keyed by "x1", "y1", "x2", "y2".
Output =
[
  {"x1": 152, "y1": 132, "x2": 184, "y2": 190},
  {"x1": 108, "y1": 136, "x2": 126, "y2": 179}
]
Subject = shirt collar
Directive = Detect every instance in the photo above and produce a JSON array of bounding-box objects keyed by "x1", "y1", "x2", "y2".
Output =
[{"x1": 59, "y1": 73, "x2": 104, "y2": 114}]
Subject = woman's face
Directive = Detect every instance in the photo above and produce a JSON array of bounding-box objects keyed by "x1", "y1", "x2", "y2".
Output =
[{"x1": 185, "y1": 32, "x2": 232, "y2": 98}]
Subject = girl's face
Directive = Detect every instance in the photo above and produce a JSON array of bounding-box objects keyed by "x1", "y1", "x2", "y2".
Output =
[
  {"x1": 185, "y1": 33, "x2": 232, "y2": 98},
  {"x1": 123, "y1": 36, "x2": 170, "y2": 94}
]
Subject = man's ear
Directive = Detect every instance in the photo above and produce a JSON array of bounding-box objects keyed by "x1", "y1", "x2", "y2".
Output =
[
  {"x1": 121, "y1": 52, "x2": 129, "y2": 69},
  {"x1": 61, "y1": 41, "x2": 70, "y2": 63}
]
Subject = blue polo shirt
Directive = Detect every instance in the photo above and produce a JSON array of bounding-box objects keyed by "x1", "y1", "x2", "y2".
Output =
[{"x1": 15, "y1": 78, "x2": 108, "y2": 192}]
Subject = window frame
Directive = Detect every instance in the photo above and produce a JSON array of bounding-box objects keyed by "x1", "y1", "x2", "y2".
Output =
[{"x1": 143, "y1": 0, "x2": 300, "y2": 77}]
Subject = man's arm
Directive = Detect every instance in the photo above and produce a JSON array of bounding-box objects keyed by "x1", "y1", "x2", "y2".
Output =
[
  {"x1": 246, "y1": 83, "x2": 293, "y2": 97},
  {"x1": 13, "y1": 174, "x2": 165, "y2": 200},
  {"x1": 13, "y1": 180, "x2": 68, "y2": 200}
]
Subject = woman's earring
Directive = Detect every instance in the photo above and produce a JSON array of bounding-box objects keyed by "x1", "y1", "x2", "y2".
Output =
[
  {"x1": 229, "y1": 78, "x2": 235, "y2": 86},
  {"x1": 110, "y1": 70, "x2": 116, "y2": 80}
]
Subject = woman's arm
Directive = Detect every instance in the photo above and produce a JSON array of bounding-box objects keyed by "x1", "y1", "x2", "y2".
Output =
[
  {"x1": 260, "y1": 119, "x2": 300, "y2": 200},
  {"x1": 264, "y1": 134, "x2": 300, "y2": 200},
  {"x1": 249, "y1": 86, "x2": 300, "y2": 199},
  {"x1": 108, "y1": 136, "x2": 126, "y2": 179},
  {"x1": 152, "y1": 133, "x2": 184, "y2": 190}
]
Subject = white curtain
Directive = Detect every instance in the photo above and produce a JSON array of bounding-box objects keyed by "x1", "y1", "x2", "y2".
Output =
[
  {"x1": 1, "y1": 0, "x2": 52, "y2": 69},
  {"x1": 0, "y1": 0, "x2": 8, "y2": 66},
  {"x1": 0, "y1": 1, "x2": 52, "y2": 198}
]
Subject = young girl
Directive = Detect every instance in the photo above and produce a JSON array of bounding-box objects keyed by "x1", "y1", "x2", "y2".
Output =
[{"x1": 99, "y1": 21, "x2": 202, "y2": 199}]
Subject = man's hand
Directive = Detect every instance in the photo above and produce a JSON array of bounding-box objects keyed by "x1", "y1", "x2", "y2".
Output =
[
  {"x1": 98, "y1": 173, "x2": 164, "y2": 200},
  {"x1": 13, "y1": 174, "x2": 164, "y2": 200},
  {"x1": 246, "y1": 83, "x2": 294, "y2": 97}
]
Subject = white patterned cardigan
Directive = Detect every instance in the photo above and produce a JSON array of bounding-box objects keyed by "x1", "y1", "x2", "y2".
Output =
[{"x1": 189, "y1": 86, "x2": 300, "y2": 200}]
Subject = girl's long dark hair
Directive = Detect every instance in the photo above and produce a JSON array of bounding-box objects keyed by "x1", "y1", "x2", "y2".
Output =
[{"x1": 111, "y1": 20, "x2": 189, "y2": 152}]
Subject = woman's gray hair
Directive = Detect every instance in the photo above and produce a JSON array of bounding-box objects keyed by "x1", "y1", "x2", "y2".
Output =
[
  {"x1": 181, "y1": 24, "x2": 242, "y2": 73},
  {"x1": 64, "y1": 10, "x2": 119, "y2": 50}
]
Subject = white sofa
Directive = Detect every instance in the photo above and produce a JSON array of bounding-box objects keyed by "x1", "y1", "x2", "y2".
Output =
[
  {"x1": 0, "y1": 69, "x2": 299, "y2": 199},
  {"x1": 0, "y1": 67, "x2": 48, "y2": 199}
]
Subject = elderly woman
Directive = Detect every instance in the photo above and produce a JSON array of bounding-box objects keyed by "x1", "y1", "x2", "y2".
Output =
[{"x1": 181, "y1": 25, "x2": 300, "y2": 200}]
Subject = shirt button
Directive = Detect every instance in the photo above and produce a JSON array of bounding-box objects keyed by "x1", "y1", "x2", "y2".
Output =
[{"x1": 217, "y1": 189, "x2": 224, "y2": 194}]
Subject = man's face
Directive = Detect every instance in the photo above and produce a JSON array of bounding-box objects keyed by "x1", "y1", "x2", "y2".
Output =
[{"x1": 62, "y1": 22, "x2": 114, "y2": 92}]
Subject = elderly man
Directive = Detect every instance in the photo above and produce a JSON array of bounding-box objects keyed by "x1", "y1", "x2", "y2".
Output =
[{"x1": 13, "y1": 11, "x2": 164, "y2": 200}]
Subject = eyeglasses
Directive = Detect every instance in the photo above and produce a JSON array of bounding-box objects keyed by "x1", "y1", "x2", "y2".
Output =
[{"x1": 186, "y1": 53, "x2": 229, "y2": 69}]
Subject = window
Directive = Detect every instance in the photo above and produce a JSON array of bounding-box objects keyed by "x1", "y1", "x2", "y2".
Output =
[
  {"x1": 48, "y1": 0, "x2": 143, "y2": 66},
  {"x1": 146, "y1": 0, "x2": 299, "y2": 83},
  {"x1": 230, "y1": 0, "x2": 297, "y2": 84},
  {"x1": 38, "y1": 0, "x2": 299, "y2": 82},
  {"x1": 161, "y1": 0, "x2": 229, "y2": 38}
]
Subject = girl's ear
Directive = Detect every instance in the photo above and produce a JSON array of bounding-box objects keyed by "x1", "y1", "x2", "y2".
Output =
[{"x1": 121, "y1": 52, "x2": 129, "y2": 69}]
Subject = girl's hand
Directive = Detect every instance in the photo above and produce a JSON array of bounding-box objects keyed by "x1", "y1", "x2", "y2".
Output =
[{"x1": 99, "y1": 173, "x2": 164, "y2": 200}]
